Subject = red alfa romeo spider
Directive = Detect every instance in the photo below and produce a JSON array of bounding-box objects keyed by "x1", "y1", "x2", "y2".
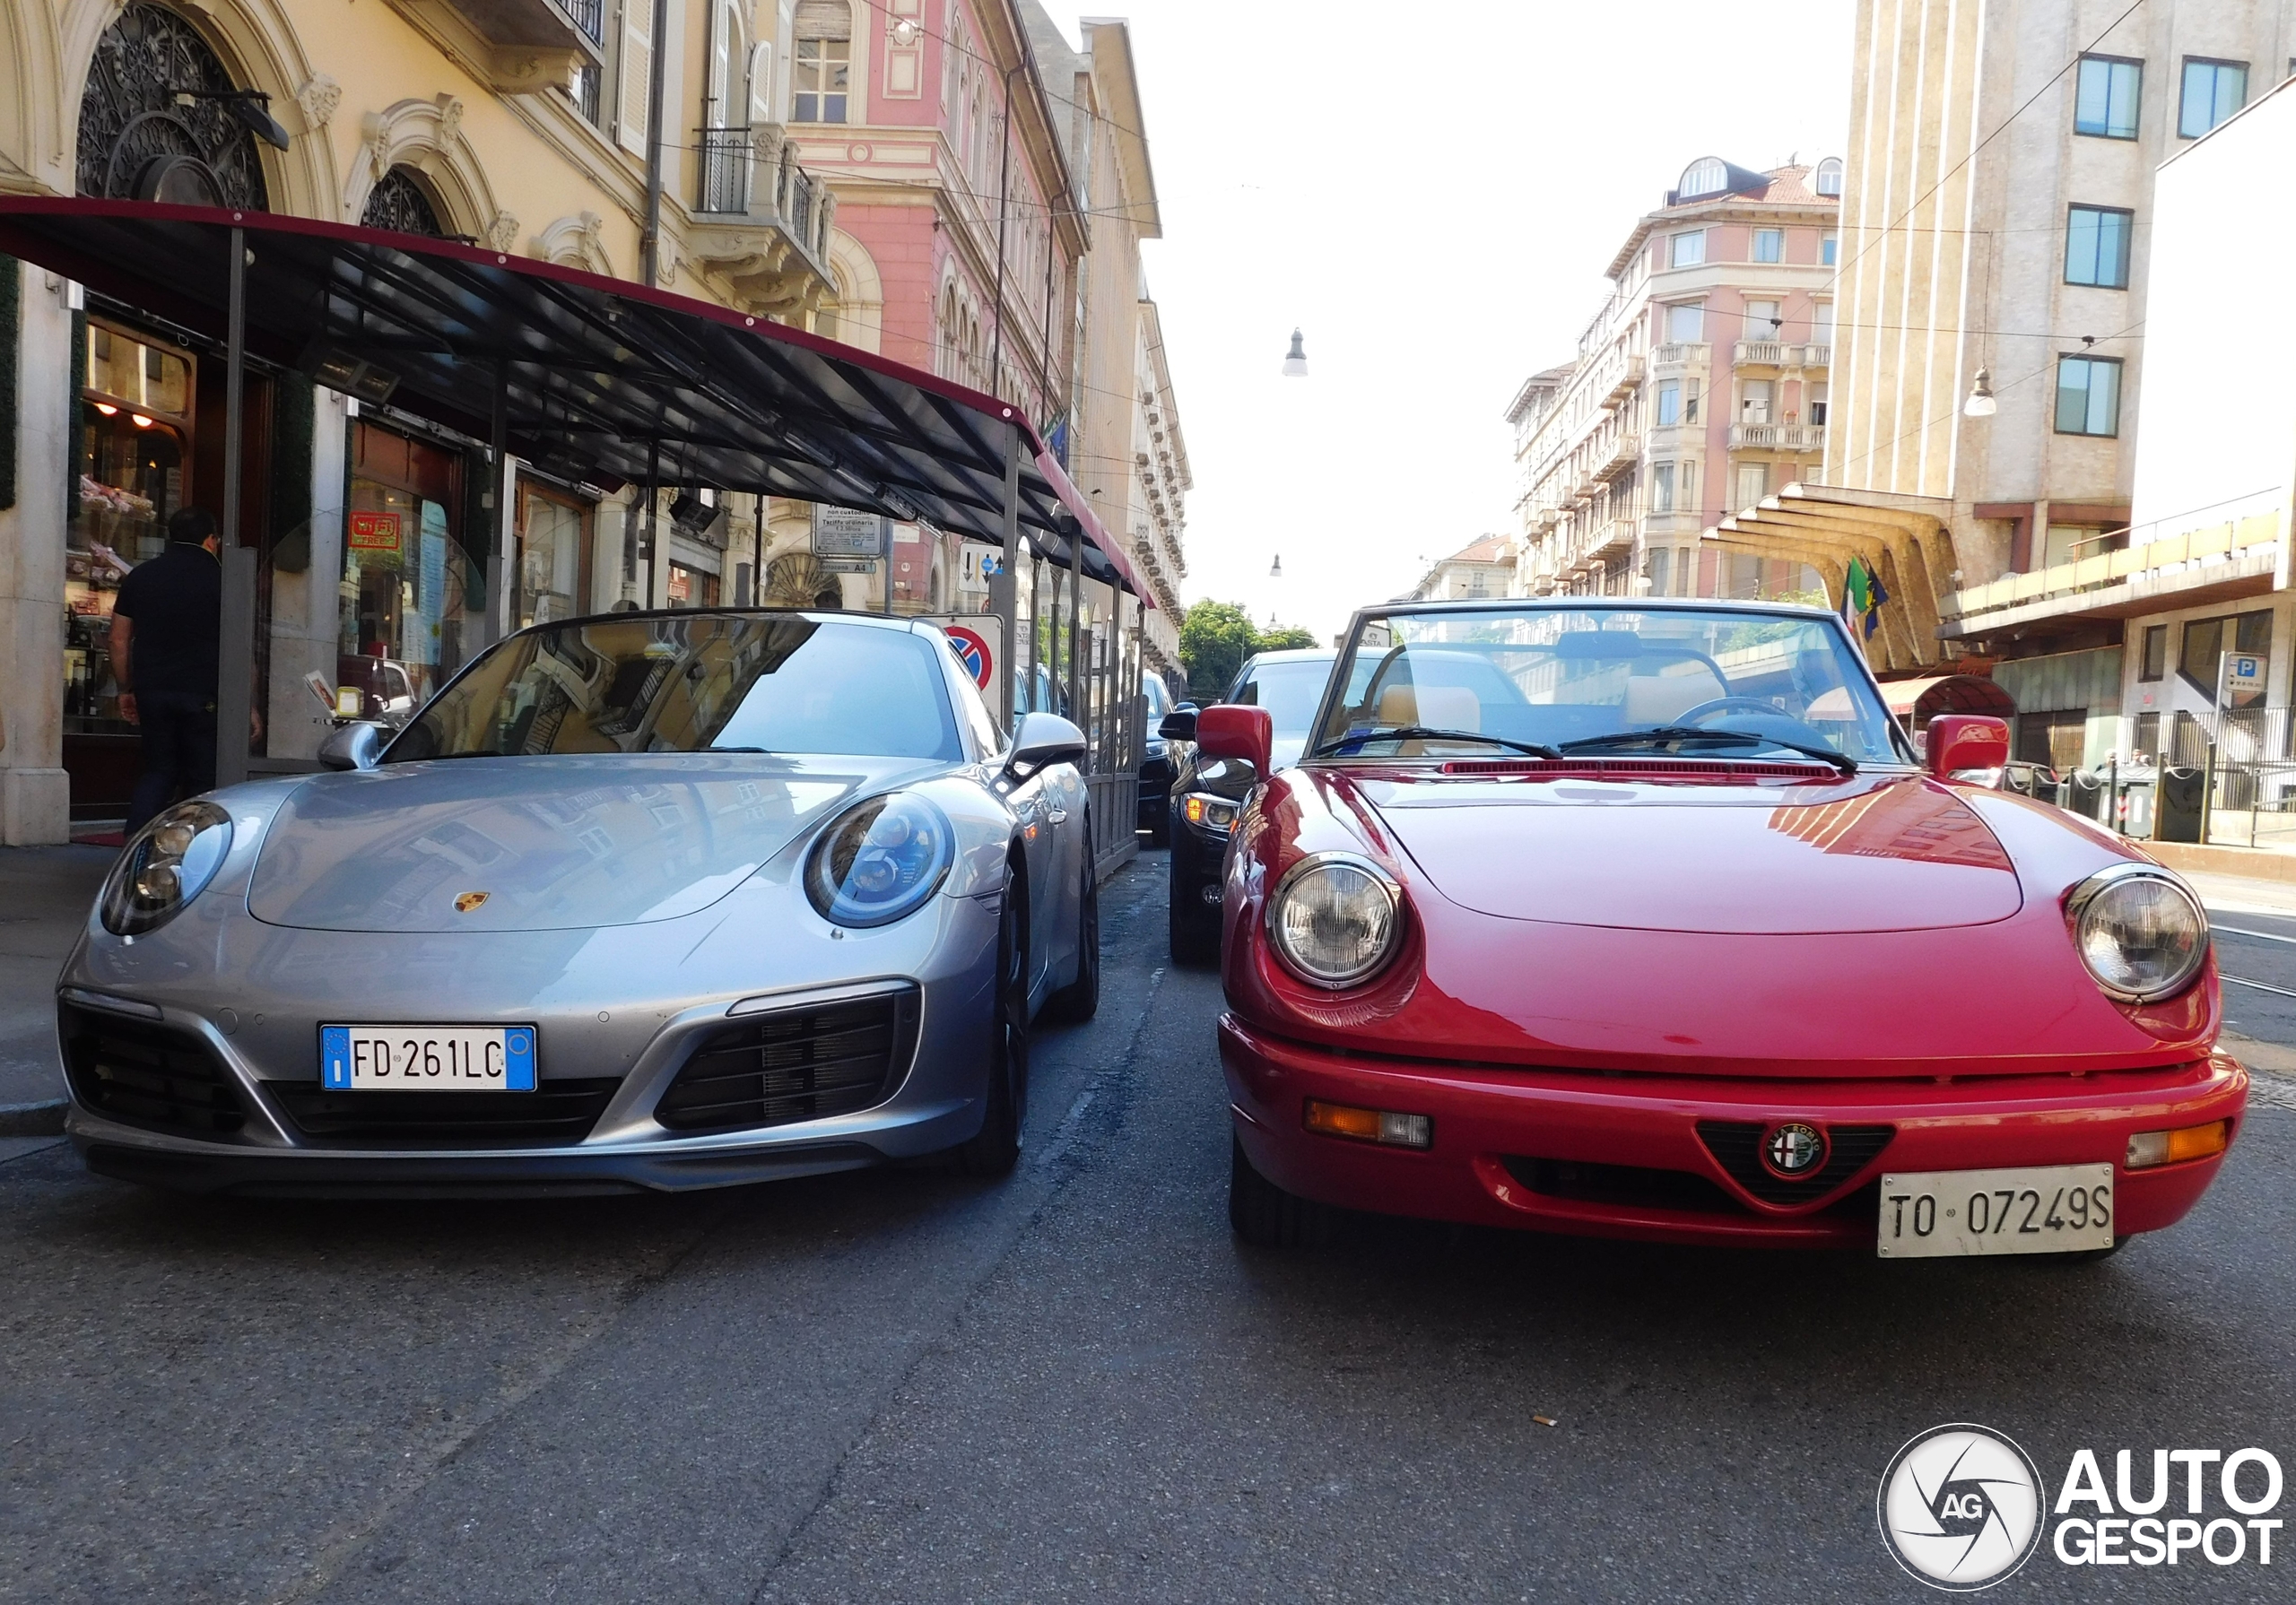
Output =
[{"x1": 1204, "y1": 597, "x2": 2245, "y2": 1255}]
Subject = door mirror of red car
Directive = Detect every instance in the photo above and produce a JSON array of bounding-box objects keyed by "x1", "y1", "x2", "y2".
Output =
[
  {"x1": 1926, "y1": 714, "x2": 2010, "y2": 778},
  {"x1": 1196, "y1": 705, "x2": 1274, "y2": 775}
]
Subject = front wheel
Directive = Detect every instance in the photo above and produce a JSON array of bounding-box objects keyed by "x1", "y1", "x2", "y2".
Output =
[
  {"x1": 1229, "y1": 1136, "x2": 1334, "y2": 1248},
  {"x1": 955, "y1": 879, "x2": 1031, "y2": 1176}
]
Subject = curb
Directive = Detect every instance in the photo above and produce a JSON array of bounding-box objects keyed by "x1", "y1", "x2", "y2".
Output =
[
  {"x1": 0, "y1": 1100, "x2": 67, "y2": 1138},
  {"x1": 2144, "y1": 840, "x2": 2296, "y2": 885}
]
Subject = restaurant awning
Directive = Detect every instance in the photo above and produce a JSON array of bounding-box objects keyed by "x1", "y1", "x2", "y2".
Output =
[{"x1": 0, "y1": 196, "x2": 1148, "y2": 602}]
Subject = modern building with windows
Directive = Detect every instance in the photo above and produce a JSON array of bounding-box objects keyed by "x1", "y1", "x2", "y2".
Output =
[
  {"x1": 1805, "y1": 0, "x2": 2296, "y2": 761},
  {"x1": 1505, "y1": 157, "x2": 1839, "y2": 600}
]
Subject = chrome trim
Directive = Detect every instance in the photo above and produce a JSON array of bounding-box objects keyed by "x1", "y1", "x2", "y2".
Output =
[
  {"x1": 1264, "y1": 851, "x2": 1405, "y2": 990},
  {"x1": 57, "y1": 986, "x2": 162, "y2": 1020},
  {"x1": 2064, "y1": 862, "x2": 2211, "y2": 1004}
]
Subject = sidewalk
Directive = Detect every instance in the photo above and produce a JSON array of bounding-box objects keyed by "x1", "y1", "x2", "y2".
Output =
[{"x1": 0, "y1": 846, "x2": 111, "y2": 1129}]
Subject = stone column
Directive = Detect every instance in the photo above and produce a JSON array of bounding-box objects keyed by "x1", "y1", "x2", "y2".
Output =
[{"x1": 0, "y1": 268, "x2": 72, "y2": 844}]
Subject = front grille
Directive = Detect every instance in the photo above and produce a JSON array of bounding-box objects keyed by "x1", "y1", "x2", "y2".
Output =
[
  {"x1": 1696, "y1": 1120, "x2": 1896, "y2": 1206},
  {"x1": 267, "y1": 1080, "x2": 621, "y2": 1148},
  {"x1": 61, "y1": 1004, "x2": 248, "y2": 1139},
  {"x1": 655, "y1": 990, "x2": 918, "y2": 1135},
  {"x1": 1504, "y1": 1155, "x2": 1739, "y2": 1215}
]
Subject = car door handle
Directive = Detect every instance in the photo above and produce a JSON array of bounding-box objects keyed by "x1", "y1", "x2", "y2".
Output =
[{"x1": 1048, "y1": 807, "x2": 1068, "y2": 824}]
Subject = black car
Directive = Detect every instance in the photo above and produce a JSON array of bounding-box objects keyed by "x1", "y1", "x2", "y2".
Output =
[
  {"x1": 1161, "y1": 648, "x2": 1337, "y2": 963},
  {"x1": 1137, "y1": 672, "x2": 1185, "y2": 841}
]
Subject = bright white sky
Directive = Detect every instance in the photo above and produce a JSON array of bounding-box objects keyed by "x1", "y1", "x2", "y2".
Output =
[{"x1": 1068, "y1": 1, "x2": 1854, "y2": 645}]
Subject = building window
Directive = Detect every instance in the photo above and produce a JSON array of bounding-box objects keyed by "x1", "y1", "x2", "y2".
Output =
[
  {"x1": 1665, "y1": 302, "x2": 1703, "y2": 343},
  {"x1": 1652, "y1": 462, "x2": 1675, "y2": 512},
  {"x1": 361, "y1": 167, "x2": 447, "y2": 238},
  {"x1": 2179, "y1": 57, "x2": 2247, "y2": 137},
  {"x1": 2054, "y1": 354, "x2": 2123, "y2": 437},
  {"x1": 1751, "y1": 228, "x2": 1783, "y2": 264},
  {"x1": 1655, "y1": 380, "x2": 1681, "y2": 427},
  {"x1": 2065, "y1": 204, "x2": 2134, "y2": 288},
  {"x1": 2139, "y1": 623, "x2": 2167, "y2": 681},
  {"x1": 1740, "y1": 379, "x2": 1772, "y2": 425},
  {"x1": 1821, "y1": 233, "x2": 1839, "y2": 266},
  {"x1": 2075, "y1": 56, "x2": 2142, "y2": 138},
  {"x1": 1684, "y1": 377, "x2": 1700, "y2": 423},
  {"x1": 1735, "y1": 462, "x2": 1768, "y2": 508},
  {"x1": 77, "y1": 2, "x2": 269, "y2": 209},
  {"x1": 2178, "y1": 610, "x2": 2273, "y2": 700},
  {"x1": 1809, "y1": 382, "x2": 1829, "y2": 426},
  {"x1": 1669, "y1": 230, "x2": 1706, "y2": 269},
  {"x1": 1813, "y1": 157, "x2": 1844, "y2": 196},
  {"x1": 1679, "y1": 157, "x2": 1728, "y2": 198},
  {"x1": 792, "y1": 0, "x2": 852, "y2": 123},
  {"x1": 1743, "y1": 299, "x2": 1780, "y2": 341},
  {"x1": 1813, "y1": 301, "x2": 1835, "y2": 346}
]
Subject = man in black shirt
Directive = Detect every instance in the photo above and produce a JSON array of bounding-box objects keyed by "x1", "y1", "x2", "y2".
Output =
[{"x1": 111, "y1": 507, "x2": 227, "y2": 833}]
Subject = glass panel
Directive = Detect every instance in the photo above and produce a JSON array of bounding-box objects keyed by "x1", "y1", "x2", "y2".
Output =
[
  {"x1": 339, "y1": 426, "x2": 469, "y2": 726},
  {"x1": 1752, "y1": 230, "x2": 1782, "y2": 263},
  {"x1": 1655, "y1": 381, "x2": 1680, "y2": 426},
  {"x1": 516, "y1": 490, "x2": 589, "y2": 628},
  {"x1": 1670, "y1": 231, "x2": 1705, "y2": 267},
  {"x1": 1821, "y1": 234, "x2": 1838, "y2": 265},
  {"x1": 2141, "y1": 624, "x2": 2167, "y2": 681},
  {"x1": 2077, "y1": 58, "x2": 2142, "y2": 137},
  {"x1": 394, "y1": 615, "x2": 964, "y2": 760},
  {"x1": 1310, "y1": 604, "x2": 1905, "y2": 765},
  {"x1": 2066, "y1": 208, "x2": 2100, "y2": 282},
  {"x1": 67, "y1": 400, "x2": 190, "y2": 731},
  {"x1": 1665, "y1": 303, "x2": 1702, "y2": 342}
]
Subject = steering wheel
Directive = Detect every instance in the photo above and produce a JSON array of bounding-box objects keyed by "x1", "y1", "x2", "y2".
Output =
[{"x1": 1674, "y1": 697, "x2": 1792, "y2": 726}]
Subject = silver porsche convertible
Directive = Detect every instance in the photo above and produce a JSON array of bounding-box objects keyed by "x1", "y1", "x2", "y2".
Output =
[{"x1": 56, "y1": 610, "x2": 1101, "y2": 1194}]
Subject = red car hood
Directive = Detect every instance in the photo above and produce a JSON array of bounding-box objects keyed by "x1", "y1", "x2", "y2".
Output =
[{"x1": 1359, "y1": 773, "x2": 2021, "y2": 933}]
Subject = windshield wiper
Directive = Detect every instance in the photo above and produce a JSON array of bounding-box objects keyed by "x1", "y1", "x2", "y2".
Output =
[
  {"x1": 1558, "y1": 726, "x2": 1857, "y2": 776},
  {"x1": 1315, "y1": 725, "x2": 1562, "y2": 760}
]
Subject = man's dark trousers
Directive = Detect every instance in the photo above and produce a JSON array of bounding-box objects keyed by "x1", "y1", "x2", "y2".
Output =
[{"x1": 125, "y1": 692, "x2": 218, "y2": 835}]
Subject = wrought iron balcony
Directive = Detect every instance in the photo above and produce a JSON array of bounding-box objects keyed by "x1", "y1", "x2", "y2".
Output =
[
  {"x1": 687, "y1": 125, "x2": 837, "y2": 320},
  {"x1": 389, "y1": 0, "x2": 601, "y2": 91}
]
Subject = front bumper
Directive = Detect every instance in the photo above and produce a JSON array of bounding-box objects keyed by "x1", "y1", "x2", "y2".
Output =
[{"x1": 1221, "y1": 1015, "x2": 2248, "y2": 1248}]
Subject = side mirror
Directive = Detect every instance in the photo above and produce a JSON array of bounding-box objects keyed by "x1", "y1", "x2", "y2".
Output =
[
  {"x1": 1196, "y1": 705, "x2": 1274, "y2": 776},
  {"x1": 1007, "y1": 711, "x2": 1088, "y2": 779},
  {"x1": 318, "y1": 721, "x2": 385, "y2": 772},
  {"x1": 1158, "y1": 709, "x2": 1198, "y2": 742},
  {"x1": 1926, "y1": 714, "x2": 2010, "y2": 778}
]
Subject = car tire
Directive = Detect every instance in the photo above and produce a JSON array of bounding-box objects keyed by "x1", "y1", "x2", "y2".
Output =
[
  {"x1": 1044, "y1": 844, "x2": 1100, "y2": 1023},
  {"x1": 1229, "y1": 1135, "x2": 1333, "y2": 1248},
  {"x1": 955, "y1": 871, "x2": 1031, "y2": 1176}
]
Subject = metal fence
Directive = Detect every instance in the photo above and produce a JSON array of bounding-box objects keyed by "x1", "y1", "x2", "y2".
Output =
[{"x1": 2000, "y1": 705, "x2": 2296, "y2": 848}]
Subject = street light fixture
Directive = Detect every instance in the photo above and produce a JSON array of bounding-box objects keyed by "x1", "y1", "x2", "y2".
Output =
[
  {"x1": 1270, "y1": 554, "x2": 1283, "y2": 577},
  {"x1": 1282, "y1": 329, "x2": 1308, "y2": 377},
  {"x1": 1962, "y1": 366, "x2": 1997, "y2": 419}
]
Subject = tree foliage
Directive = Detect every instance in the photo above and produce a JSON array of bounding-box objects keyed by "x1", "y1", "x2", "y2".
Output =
[{"x1": 1178, "y1": 602, "x2": 1319, "y2": 699}]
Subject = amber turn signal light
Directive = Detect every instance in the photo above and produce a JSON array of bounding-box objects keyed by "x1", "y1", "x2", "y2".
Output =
[
  {"x1": 1303, "y1": 1098, "x2": 1431, "y2": 1150},
  {"x1": 2126, "y1": 1119, "x2": 2230, "y2": 1169}
]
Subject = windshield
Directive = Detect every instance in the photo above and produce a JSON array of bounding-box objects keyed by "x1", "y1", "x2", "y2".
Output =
[
  {"x1": 389, "y1": 614, "x2": 963, "y2": 762},
  {"x1": 1235, "y1": 658, "x2": 1337, "y2": 734},
  {"x1": 1309, "y1": 605, "x2": 1908, "y2": 766}
]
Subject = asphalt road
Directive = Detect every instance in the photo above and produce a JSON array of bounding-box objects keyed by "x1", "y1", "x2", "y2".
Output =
[{"x1": 3, "y1": 853, "x2": 2292, "y2": 1603}]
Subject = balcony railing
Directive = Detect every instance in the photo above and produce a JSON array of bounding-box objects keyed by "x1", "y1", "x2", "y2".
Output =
[
  {"x1": 1727, "y1": 421, "x2": 1826, "y2": 450},
  {"x1": 1733, "y1": 341, "x2": 1831, "y2": 368},
  {"x1": 1651, "y1": 342, "x2": 1709, "y2": 368},
  {"x1": 1593, "y1": 429, "x2": 1641, "y2": 481},
  {"x1": 692, "y1": 126, "x2": 833, "y2": 258},
  {"x1": 555, "y1": 0, "x2": 604, "y2": 43},
  {"x1": 697, "y1": 126, "x2": 754, "y2": 214}
]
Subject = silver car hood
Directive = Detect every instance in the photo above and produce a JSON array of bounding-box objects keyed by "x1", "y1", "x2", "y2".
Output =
[{"x1": 247, "y1": 753, "x2": 946, "y2": 933}]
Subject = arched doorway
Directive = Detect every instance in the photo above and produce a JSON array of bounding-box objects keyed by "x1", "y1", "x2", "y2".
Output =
[
  {"x1": 763, "y1": 551, "x2": 839, "y2": 609},
  {"x1": 361, "y1": 168, "x2": 448, "y2": 238},
  {"x1": 76, "y1": 2, "x2": 269, "y2": 209}
]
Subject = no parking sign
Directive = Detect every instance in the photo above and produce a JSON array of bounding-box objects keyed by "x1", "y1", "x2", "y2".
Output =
[{"x1": 944, "y1": 624, "x2": 993, "y2": 689}]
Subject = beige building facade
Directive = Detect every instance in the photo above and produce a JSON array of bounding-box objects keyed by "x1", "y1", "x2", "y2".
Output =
[{"x1": 1508, "y1": 158, "x2": 1839, "y2": 603}]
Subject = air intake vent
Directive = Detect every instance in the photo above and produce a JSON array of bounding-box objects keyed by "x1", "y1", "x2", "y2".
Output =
[
  {"x1": 267, "y1": 1080, "x2": 622, "y2": 1148},
  {"x1": 61, "y1": 1004, "x2": 248, "y2": 1139},
  {"x1": 656, "y1": 990, "x2": 918, "y2": 1135}
]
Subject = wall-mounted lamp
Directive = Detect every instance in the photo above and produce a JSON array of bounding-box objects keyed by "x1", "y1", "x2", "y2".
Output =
[
  {"x1": 1282, "y1": 329, "x2": 1308, "y2": 378},
  {"x1": 1962, "y1": 367, "x2": 1996, "y2": 419}
]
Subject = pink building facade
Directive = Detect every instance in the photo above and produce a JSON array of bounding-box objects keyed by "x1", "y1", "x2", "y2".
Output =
[{"x1": 1509, "y1": 158, "x2": 1841, "y2": 599}]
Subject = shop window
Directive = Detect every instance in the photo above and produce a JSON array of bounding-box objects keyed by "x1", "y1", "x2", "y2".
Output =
[
  {"x1": 516, "y1": 482, "x2": 594, "y2": 628},
  {"x1": 2177, "y1": 609, "x2": 2273, "y2": 703},
  {"x1": 2139, "y1": 623, "x2": 2166, "y2": 681},
  {"x1": 65, "y1": 320, "x2": 196, "y2": 732},
  {"x1": 666, "y1": 561, "x2": 721, "y2": 607},
  {"x1": 340, "y1": 421, "x2": 470, "y2": 724}
]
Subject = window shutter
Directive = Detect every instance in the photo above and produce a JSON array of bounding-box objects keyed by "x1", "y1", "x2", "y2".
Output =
[
  {"x1": 617, "y1": 0, "x2": 653, "y2": 155},
  {"x1": 794, "y1": 0, "x2": 851, "y2": 39}
]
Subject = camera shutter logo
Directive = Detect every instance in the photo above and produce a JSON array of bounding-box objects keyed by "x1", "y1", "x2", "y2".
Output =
[{"x1": 1877, "y1": 1424, "x2": 2045, "y2": 1591}]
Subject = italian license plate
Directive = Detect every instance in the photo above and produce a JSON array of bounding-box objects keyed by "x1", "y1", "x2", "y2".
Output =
[
  {"x1": 1877, "y1": 1164, "x2": 2113, "y2": 1258},
  {"x1": 320, "y1": 1026, "x2": 537, "y2": 1091}
]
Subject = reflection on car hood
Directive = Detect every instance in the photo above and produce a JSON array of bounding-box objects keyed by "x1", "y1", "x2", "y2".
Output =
[
  {"x1": 1361, "y1": 773, "x2": 2022, "y2": 933},
  {"x1": 248, "y1": 753, "x2": 944, "y2": 933}
]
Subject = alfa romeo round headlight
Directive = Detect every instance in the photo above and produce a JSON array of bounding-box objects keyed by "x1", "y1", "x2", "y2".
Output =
[
  {"x1": 805, "y1": 792, "x2": 955, "y2": 928},
  {"x1": 2067, "y1": 866, "x2": 2208, "y2": 1003},
  {"x1": 100, "y1": 801, "x2": 234, "y2": 936},
  {"x1": 1266, "y1": 853, "x2": 1402, "y2": 988}
]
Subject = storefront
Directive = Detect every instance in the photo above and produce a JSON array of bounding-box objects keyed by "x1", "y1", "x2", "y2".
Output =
[
  {"x1": 513, "y1": 479, "x2": 594, "y2": 628},
  {"x1": 337, "y1": 416, "x2": 475, "y2": 724}
]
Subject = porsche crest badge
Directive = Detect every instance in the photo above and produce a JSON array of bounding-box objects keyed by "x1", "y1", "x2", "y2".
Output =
[{"x1": 454, "y1": 891, "x2": 491, "y2": 913}]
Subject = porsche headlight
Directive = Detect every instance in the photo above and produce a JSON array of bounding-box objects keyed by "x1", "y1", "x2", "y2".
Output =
[
  {"x1": 2066, "y1": 865, "x2": 2209, "y2": 1003},
  {"x1": 805, "y1": 793, "x2": 955, "y2": 928},
  {"x1": 100, "y1": 801, "x2": 233, "y2": 936},
  {"x1": 1266, "y1": 853, "x2": 1402, "y2": 988}
]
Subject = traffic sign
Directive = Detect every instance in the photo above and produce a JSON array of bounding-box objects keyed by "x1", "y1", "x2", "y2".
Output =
[
  {"x1": 2219, "y1": 651, "x2": 2266, "y2": 708},
  {"x1": 944, "y1": 624, "x2": 993, "y2": 689}
]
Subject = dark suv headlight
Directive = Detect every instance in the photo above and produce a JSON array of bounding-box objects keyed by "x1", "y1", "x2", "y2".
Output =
[{"x1": 100, "y1": 801, "x2": 234, "y2": 936}]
